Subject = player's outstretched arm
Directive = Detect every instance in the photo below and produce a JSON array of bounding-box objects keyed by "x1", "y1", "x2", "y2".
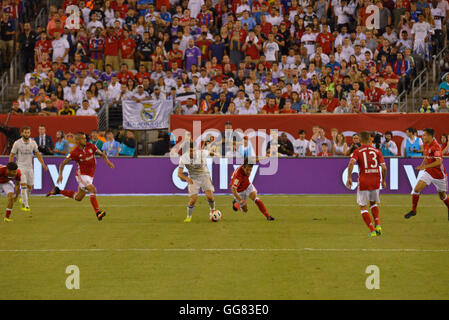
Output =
[
  {"x1": 35, "y1": 151, "x2": 48, "y2": 171},
  {"x1": 8, "y1": 152, "x2": 15, "y2": 163},
  {"x1": 57, "y1": 157, "x2": 72, "y2": 184},
  {"x1": 415, "y1": 158, "x2": 428, "y2": 171},
  {"x1": 232, "y1": 186, "x2": 246, "y2": 207},
  {"x1": 96, "y1": 150, "x2": 114, "y2": 168},
  {"x1": 420, "y1": 157, "x2": 442, "y2": 170}
]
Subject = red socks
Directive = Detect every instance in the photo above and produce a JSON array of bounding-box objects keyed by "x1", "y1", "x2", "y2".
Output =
[
  {"x1": 90, "y1": 195, "x2": 99, "y2": 213},
  {"x1": 255, "y1": 198, "x2": 270, "y2": 218},
  {"x1": 361, "y1": 210, "x2": 375, "y2": 232},
  {"x1": 370, "y1": 205, "x2": 380, "y2": 227},
  {"x1": 443, "y1": 196, "x2": 449, "y2": 209},
  {"x1": 5, "y1": 208, "x2": 11, "y2": 218},
  {"x1": 412, "y1": 193, "x2": 420, "y2": 212},
  {"x1": 61, "y1": 190, "x2": 76, "y2": 199}
]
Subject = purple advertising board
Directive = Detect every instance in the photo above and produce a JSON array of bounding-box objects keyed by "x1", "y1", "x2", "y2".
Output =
[{"x1": 1, "y1": 157, "x2": 448, "y2": 195}]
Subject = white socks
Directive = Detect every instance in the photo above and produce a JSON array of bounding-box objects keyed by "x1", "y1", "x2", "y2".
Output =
[{"x1": 21, "y1": 187, "x2": 29, "y2": 207}]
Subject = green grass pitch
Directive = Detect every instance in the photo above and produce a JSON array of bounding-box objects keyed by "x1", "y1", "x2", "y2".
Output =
[{"x1": 0, "y1": 194, "x2": 448, "y2": 300}]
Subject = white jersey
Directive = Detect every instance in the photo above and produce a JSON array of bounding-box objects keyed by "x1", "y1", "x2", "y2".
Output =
[
  {"x1": 294, "y1": 139, "x2": 309, "y2": 156},
  {"x1": 11, "y1": 138, "x2": 39, "y2": 169},
  {"x1": 178, "y1": 149, "x2": 210, "y2": 178}
]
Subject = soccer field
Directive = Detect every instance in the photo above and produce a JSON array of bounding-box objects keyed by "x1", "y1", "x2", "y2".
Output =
[{"x1": 0, "y1": 194, "x2": 448, "y2": 300}]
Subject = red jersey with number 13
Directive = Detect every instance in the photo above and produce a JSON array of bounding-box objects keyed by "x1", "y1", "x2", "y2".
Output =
[
  {"x1": 424, "y1": 140, "x2": 447, "y2": 179},
  {"x1": 230, "y1": 165, "x2": 251, "y2": 192},
  {"x1": 68, "y1": 143, "x2": 98, "y2": 178},
  {"x1": 351, "y1": 145, "x2": 385, "y2": 190}
]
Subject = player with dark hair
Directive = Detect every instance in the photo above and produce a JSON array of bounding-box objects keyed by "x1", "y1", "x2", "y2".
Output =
[
  {"x1": 46, "y1": 132, "x2": 115, "y2": 221},
  {"x1": 405, "y1": 128, "x2": 449, "y2": 220},
  {"x1": 230, "y1": 158, "x2": 275, "y2": 221},
  {"x1": 9, "y1": 126, "x2": 48, "y2": 212},
  {"x1": 177, "y1": 142, "x2": 218, "y2": 222},
  {"x1": 0, "y1": 162, "x2": 21, "y2": 222},
  {"x1": 346, "y1": 131, "x2": 387, "y2": 237}
]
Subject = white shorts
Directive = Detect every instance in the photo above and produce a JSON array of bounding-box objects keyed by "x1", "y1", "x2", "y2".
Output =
[
  {"x1": 234, "y1": 184, "x2": 257, "y2": 202},
  {"x1": 0, "y1": 181, "x2": 15, "y2": 195},
  {"x1": 419, "y1": 171, "x2": 448, "y2": 192},
  {"x1": 76, "y1": 173, "x2": 94, "y2": 192},
  {"x1": 357, "y1": 188, "x2": 380, "y2": 206},
  {"x1": 188, "y1": 175, "x2": 215, "y2": 196},
  {"x1": 18, "y1": 167, "x2": 33, "y2": 186}
]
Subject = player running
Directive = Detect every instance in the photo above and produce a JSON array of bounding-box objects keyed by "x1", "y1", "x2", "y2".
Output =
[
  {"x1": 230, "y1": 158, "x2": 275, "y2": 221},
  {"x1": 346, "y1": 131, "x2": 387, "y2": 237},
  {"x1": 177, "y1": 143, "x2": 217, "y2": 222},
  {"x1": 46, "y1": 132, "x2": 115, "y2": 221},
  {"x1": 0, "y1": 162, "x2": 22, "y2": 222},
  {"x1": 405, "y1": 128, "x2": 449, "y2": 220},
  {"x1": 9, "y1": 126, "x2": 48, "y2": 212}
]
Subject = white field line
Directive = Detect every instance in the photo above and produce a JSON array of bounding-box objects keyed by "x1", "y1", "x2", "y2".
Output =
[
  {"x1": 25, "y1": 203, "x2": 445, "y2": 208},
  {"x1": 0, "y1": 248, "x2": 448, "y2": 253}
]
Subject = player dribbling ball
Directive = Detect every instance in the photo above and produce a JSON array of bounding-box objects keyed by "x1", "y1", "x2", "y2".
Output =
[{"x1": 230, "y1": 157, "x2": 275, "y2": 221}]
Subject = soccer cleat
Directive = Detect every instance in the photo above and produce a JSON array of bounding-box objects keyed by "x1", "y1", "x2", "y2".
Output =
[
  {"x1": 3, "y1": 217, "x2": 13, "y2": 222},
  {"x1": 267, "y1": 216, "x2": 275, "y2": 221},
  {"x1": 404, "y1": 211, "x2": 416, "y2": 219},
  {"x1": 46, "y1": 187, "x2": 60, "y2": 197},
  {"x1": 184, "y1": 217, "x2": 192, "y2": 223},
  {"x1": 96, "y1": 210, "x2": 106, "y2": 221},
  {"x1": 375, "y1": 225, "x2": 382, "y2": 236},
  {"x1": 232, "y1": 199, "x2": 238, "y2": 212},
  {"x1": 369, "y1": 231, "x2": 377, "y2": 237},
  {"x1": 21, "y1": 206, "x2": 31, "y2": 212}
]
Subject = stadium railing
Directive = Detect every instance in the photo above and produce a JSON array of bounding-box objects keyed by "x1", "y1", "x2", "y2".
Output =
[
  {"x1": 411, "y1": 68, "x2": 429, "y2": 112},
  {"x1": 433, "y1": 45, "x2": 448, "y2": 84}
]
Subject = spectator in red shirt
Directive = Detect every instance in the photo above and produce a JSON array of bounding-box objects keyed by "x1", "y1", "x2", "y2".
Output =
[
  {"x1": 322, "y1": 90, "x2": 340, "y2": 113},
  {"x1": 317, "y1": 143, "x2": 330, "y2": 157},
  {"x1": 73, "y1": 53, "x2": 87, "y2": 71},
  {"x1": 242, "y1": 30, "x2": 261, "y2": 63},
  {"x1": 383, "y1": 65, "x2": 399, "y2": 89},
  {"x1": 261, "y1": 97, "x2": 279, "y2": 114},
  {"x1": 134, "y1": 64, "x2": 151, "y2": 85},
  {"x1": 104, "y1": 27, "x2": 120, "y2": 71},
  {"x1": 316, "y1": 25, "x2": 334, "y2": 55},
  {"x1": 365, "y1": 79, "x2": 386, "y2": 103},
  {"x1": 195, "y1": 32, "x2": 212, "y2": 63},
  {"x1": 119, "y1": 30, "x2": 136, "y2": 70},
  {"x1": 117, "y1": 63, "x2": 135, "y2": 84}
]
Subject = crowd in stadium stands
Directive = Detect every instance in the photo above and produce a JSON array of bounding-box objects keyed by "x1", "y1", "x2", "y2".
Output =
[
  {"x1": 32, "y1": 124, "x2": 138, "y2": 156},
  {"x1": 6, "y1": 0, "x2": 449, "y2": 119},
  {"x1": 186, "y1": 124, "x2": 449, "y2": 157},
  {"x1": 0, "y1": 0, "x2": 44, "y2": 70}
]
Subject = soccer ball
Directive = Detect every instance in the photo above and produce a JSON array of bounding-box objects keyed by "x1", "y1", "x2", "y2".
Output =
[{"x1": 210, "y1": 210, "x2": 222, "y2": 222}]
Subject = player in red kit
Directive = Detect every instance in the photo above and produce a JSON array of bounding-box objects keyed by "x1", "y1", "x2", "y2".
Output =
[
  {"x1": 405, "y1": 128, "x2": 449, "y2": 220},
  {"x1": 346, "y1": 132, "x2": 387, "y2": 237},
  {"x1": 46, "y1": 132, "x2": 115, "y2": 220},
  {"x1": 0, "y1": 162, "x2": 21, "y2": 222},
  {"x1": 230, "y1": 158, "x2": 275, "y2": 221}
]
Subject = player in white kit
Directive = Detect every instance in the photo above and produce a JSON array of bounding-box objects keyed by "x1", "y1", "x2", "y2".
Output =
[
  {"x1": 9, "y1": 126, "x2": 48, "y2": 212},
  {"x1": 177, "y1": 142, "x2": 218, "y2": 222}
]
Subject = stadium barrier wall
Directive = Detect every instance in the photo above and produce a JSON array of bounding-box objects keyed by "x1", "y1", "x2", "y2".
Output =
[
  {"x1": 1, "y1": 157, "x2": 447, "y2": 195},
  {"x1": 170, "y1": 114, "x2": 449, "y2": 156},
  {"x1": 0, "y1": 115, "x2": 98, "y2": 152}
]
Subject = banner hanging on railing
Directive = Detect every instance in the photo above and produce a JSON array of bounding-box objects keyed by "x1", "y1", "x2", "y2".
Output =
[{"x1": 122, "y1": 99, "x2": 173, "y2": 130}]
